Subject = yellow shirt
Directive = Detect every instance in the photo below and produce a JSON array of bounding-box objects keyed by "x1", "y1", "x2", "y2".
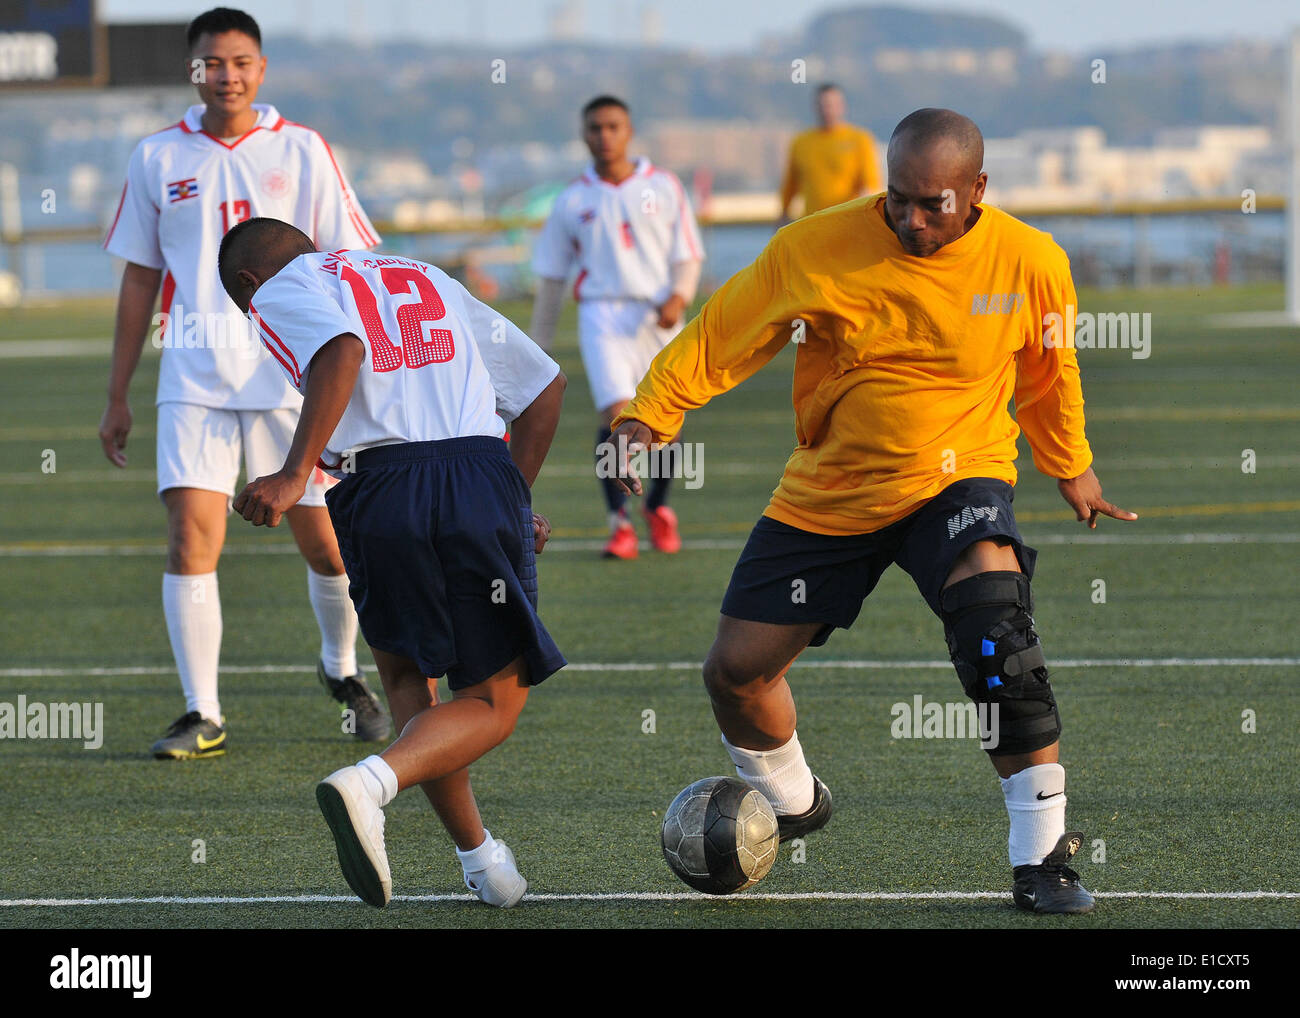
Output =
[
  {"x1": 614, "y1": 196, "x2": 1093, "y2": 536},
  {"x1": 781, "y1": 124, "x2": 882, "y2": 216}
]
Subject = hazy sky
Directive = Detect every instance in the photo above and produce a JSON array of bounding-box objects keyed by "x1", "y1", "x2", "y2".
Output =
[{"x1": 101, "y1": 0, "x2": 1299, "y2": 54}]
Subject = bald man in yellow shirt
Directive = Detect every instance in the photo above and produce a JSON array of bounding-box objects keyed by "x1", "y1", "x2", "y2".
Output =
[
  {"x1": 779, "y1": 84, "x2": 882, "y2": 224},
  {"x1": 612, "y1": 108, "x2": 1136, "y2": 915}
]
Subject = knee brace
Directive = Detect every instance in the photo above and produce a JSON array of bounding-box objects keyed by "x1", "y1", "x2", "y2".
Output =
[{"x1": 939, "y1": 571, "x2": 1061, "y2": 755}]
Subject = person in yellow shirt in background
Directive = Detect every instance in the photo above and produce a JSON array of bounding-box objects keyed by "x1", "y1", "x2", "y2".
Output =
[
  {"x1": 778, "y1": 83, "x2": 882, "y2": 225},
  {"x1": 611, "y1": 108, "x2": 1137, "y2": 915}
]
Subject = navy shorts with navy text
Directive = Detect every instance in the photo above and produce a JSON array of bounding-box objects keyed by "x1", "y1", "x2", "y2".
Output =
[
  {"x1": 325, "y1": 437, "x2": 566, "y2": 689},
  {"x1": 720, "y1": 477, "x2": 1036, "y2": 646}
]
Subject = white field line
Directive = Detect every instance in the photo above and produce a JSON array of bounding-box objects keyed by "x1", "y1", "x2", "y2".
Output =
[
  {"x1": 2, "y1": 657, "x2": 1297, "y2": 679},
  {"x1": 5, "y1": 455, "x2": 1300, "y2": 474},
  {"x1": 2, "y1": 532, "x2": 1299, "y2": 558},
  {"x1": 1, "y1": 890, "x2": 1296, "y2": 907}
]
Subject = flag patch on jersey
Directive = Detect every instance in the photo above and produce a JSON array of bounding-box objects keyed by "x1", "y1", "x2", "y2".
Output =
[{"x1": 167, "y1": 178, "x2": 200, "y2": 203}]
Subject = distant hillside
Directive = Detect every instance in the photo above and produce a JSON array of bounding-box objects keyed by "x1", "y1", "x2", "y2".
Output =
[
  {"x1": 0, "y1": 3, "x2": 1283, "y2": 198},
  {"x1": 255, "y1": 4, "x2": 1281, "y2": 175},
  {"x1": 803, "y1": 4, "x2": 1027, "y2": 54}
]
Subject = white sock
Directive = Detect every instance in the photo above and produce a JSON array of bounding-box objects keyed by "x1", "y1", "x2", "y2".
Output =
[
  {"x1": 608, "y1": 511, "x2": 628, "y2": 534},
  {"x1": 456, "y1": 829, "x2": 499, "y2": 871},
  {"x1": 1000, "y1": 762, "x2": 1067, "y2": 867},
  {"x1": 162, "y1": 572, "x2": 223, "y2": 724},
  {"x1": 308, "y1": 568, "x2": 358, "y2": 678},
  {"x1": 721, "y1": 731, "x2": 815, "y2": 815},
  {"x1": 356, "y1": 754, "x2": 398, "y2": 807}
]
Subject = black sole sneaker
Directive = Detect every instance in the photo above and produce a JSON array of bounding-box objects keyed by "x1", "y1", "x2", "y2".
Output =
[
  {"x1": 317, "y1": 660, "x2": 392, "y2": 742},
  {"x1": 776, "y1": 776, "x2": 832, "y2": 843},
  {"x1": 316, "y1": 767, "x2": 392, "y2": 908},
  {"x1": 1012, "y1": 831, "x2": 1095, "y2": 914},
  {"x1": 151, "y1": 711, "x2": 227, "y2": 760}
]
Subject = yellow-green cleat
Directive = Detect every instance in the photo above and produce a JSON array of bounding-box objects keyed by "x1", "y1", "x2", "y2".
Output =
[{"x1": 151, "y1": 711, "x2": 227, "y2": 760}]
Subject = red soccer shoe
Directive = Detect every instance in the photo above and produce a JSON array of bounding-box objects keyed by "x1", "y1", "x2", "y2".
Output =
[
  {"x1": 642, "y1": 505, "x2": 682, "y2": 554},
  {"x1": 603, "y1": 519, "x2": 640, "y2": 559}
]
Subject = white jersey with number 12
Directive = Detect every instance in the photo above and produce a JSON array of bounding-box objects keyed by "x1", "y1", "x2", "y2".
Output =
[{"x1": 248, "y1": 251, "x2": 561, "y2": 470}]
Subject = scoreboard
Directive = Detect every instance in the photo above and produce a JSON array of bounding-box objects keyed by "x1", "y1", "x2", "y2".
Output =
[
  {"x1": 0, "y1": 1, "x2": 186, "y2": 88},
  {"x1": 0, "y1": 0, "x2": 104, "y2": 87}
]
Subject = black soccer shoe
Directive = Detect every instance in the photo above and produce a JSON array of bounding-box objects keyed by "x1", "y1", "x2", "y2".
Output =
[
  {"x1": 151, "y1": 711, "x2": 227, "y2": 760},
  {"x1": 1012, "y1": 831, "x2": 1095, "y2": 914},
  {"x1": 317, "y1": 661, "x2": 392, "y2": 742},
  {"x1": 776, "y1": 776, "x2": 832, "y2": 843}
]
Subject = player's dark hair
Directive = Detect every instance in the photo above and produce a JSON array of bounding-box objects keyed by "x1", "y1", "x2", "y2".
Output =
[
  {"x1": 889, "y1": 107, "x2": 984, "y2": 176},
  {"x1": 187, "y1": 7, "x2": 262, "y2": 52},
  {"x1": 582, "y1": 95, "x2": 630, "y2": 120},
  {"x1": 816, "y1": 82, "x2": 841, "y2": 95},
  {"x1": 217, "y1": 217, "x2": 315, "y2": 300}
]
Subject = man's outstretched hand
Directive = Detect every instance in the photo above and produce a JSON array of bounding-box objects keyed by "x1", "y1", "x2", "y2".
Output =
[
  {"x1": 233, "y1": 470, "x2": 307, "y2": 528},
  {"x1": 607, "y1": 419, "x2": 653, "y2": 496},
  {"x1": 1057, "y1": 466, "x2": 1137, "y2": 529}
]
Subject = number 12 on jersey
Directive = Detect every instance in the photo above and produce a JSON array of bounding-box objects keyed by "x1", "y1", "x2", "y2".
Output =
[
  {"x1": 340, "y1": 265, "x2": 456, "y2": 372},
  {"x1": 219, "y1": 200, "x2": 251, "y2": 233}
]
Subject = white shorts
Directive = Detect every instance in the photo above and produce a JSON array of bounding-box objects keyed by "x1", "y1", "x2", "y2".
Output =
[
  {"x1": 155, "y1": 402, "x2": 335, "y2": 507},
  {"x1": 577, "y1": 298, "x2": 682, "y2": 412}
]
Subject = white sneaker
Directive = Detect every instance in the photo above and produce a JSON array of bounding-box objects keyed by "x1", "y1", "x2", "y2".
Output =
[
  {"x1": 316, "y1": 766, "x2": 392, "y2": 907},
  {"x1": 462, "y1": 838, "x2": 528, "y2": 908}
]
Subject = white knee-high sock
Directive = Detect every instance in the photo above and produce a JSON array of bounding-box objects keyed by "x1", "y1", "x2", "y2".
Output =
[
  {"x1": 721, "y1": 731, "x2": 815, "y2": 815},
  {"x1": 308, "y1": 568, "x2": 358, "y2": 678},
  {"x1": 162, "y1": 572, "x2": 222, "y2": 724},
  {"x1": 1000, "y1": 762, "x2": 1067, "y2": 867}
]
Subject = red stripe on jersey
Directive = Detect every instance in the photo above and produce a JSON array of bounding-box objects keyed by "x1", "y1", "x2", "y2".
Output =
[
  {"x1": 659, "y1": 170, "x2": 703, "y2": 261},
  {"x1": 288, "y1": 122, "x2": 378, "y2": 248},
  {"x1": 199, "y1": 128, "x2": 263, "y2": 150},
  {"x1": 258, "y1": 331, "x2": 299, "y2": 385},
  {"x1": 179, "y1": 115, "x2": 277, "y2": 148},
  {"x1": 573, "y1": 268, "x2": 588, "y2": 302},
  {"x1": 158, "y1": 271, "x2": 176, "y2": 341},
  {"x1": 253, "y1": 320, "x2": 300, "y2": 385},
  {"x1": 249, "y1": 303, "x2": 302, "y2": 381},
  {"x1": 102, "y1": 181, "x2": 129, "y2": 248}
]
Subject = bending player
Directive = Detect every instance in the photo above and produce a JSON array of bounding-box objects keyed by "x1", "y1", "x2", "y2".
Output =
[
  {"x1": 219, "y1": 218, "x2": 567, "y2": 908},
  {"x1": 100, "y1": 7, "x2": 389, "y2": 758},
  {"x1": 612, "y1": 109, "x2": 1137, "y2": 914},
  {"x1": 531, "y1": 95, "x2": 704, "y2": 559}
]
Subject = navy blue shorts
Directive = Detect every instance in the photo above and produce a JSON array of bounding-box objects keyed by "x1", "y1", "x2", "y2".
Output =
[
  {"x1": 324, "y1": 436, "x2": 566, "y2": 690},
  {"x1": 721, "y1": 477, "x2": 1036, "y2": 646}
]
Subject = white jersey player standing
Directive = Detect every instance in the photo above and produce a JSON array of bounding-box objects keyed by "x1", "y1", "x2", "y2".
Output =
[
  {"x1": 530, "y1": 95, "x2": 704, "y2": 560},
  {"x1": 98, "y1": 7, "x2": 390, "y2": 759}
]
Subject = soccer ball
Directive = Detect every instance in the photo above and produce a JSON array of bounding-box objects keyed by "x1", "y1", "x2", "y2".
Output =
[{"x1": 661, "y1": 776, "x2": 779, "y2": 895}]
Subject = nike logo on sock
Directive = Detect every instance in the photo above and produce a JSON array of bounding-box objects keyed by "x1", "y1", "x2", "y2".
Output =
[{"x1": 1036, "y1": 790, "x2": 1063, "y2": 801}]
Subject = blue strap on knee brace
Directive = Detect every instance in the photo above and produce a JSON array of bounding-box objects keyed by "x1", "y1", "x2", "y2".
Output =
[{"x1": 981, "y1": 638, "x2": 1003, "y2": 690}]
